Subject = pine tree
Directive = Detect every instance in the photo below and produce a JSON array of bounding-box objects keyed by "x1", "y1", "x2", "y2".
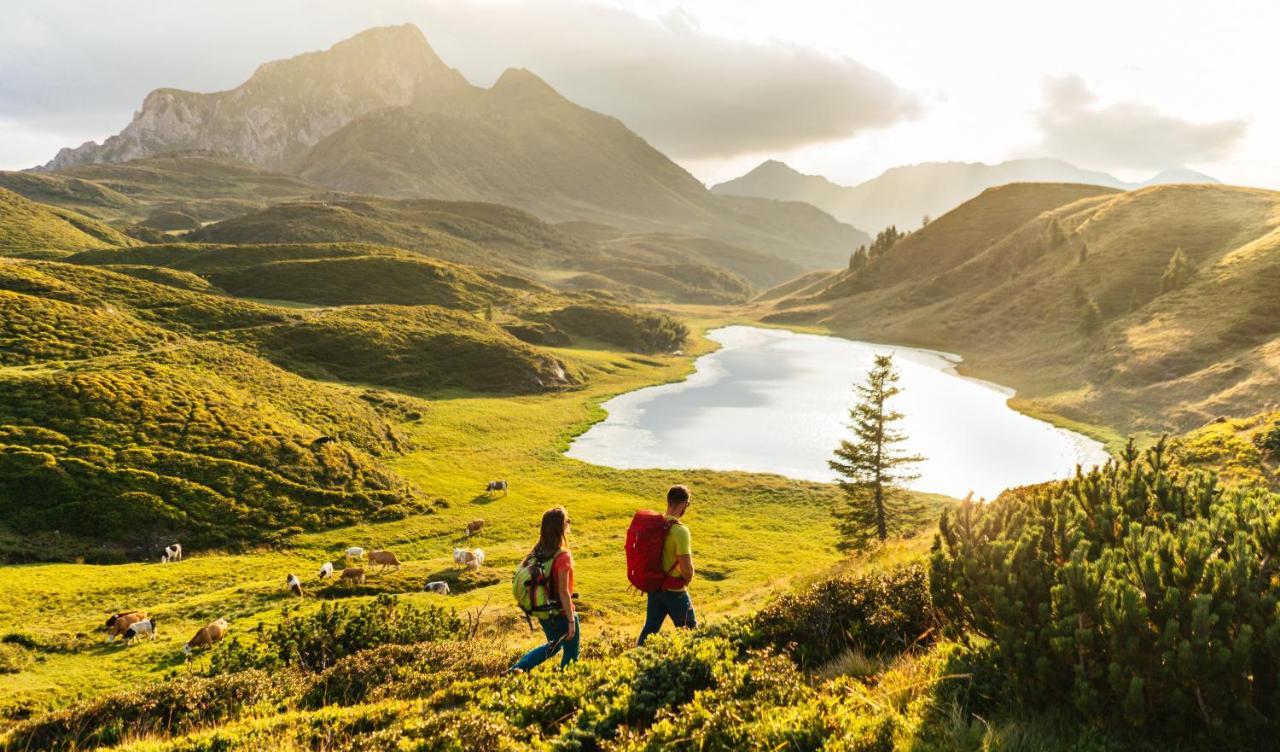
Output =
[
  {"x1": 921, "y1": 214, "x2": 931, "y2": 227},
  {"x1": 1080, "y1": 299, "x2": 1102, "y2": 334},
  {"x1": 1160, "y1": 248, "x2": 1193, "y2": 292},
  {"x1": 848, "y1": 246, "x2": 868, "y2": 272},
  {"x1": 484, "y1": 302, "x2": 495, "y2": 322},
  {"x1": 1078, "y1": 241, "x2": 1089, "y2": 264},
  {"x1": 1046, "y1": 217, "x2": 1067, "y2": 248},
  {"x1": 829, "y1": 354, "x2": 924, "y2": 549}
]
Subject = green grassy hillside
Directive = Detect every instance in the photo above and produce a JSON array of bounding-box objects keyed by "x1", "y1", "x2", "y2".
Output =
[
  {"x1": 232, "y1": 305, "x2": 576, "y2": 394},
  {"x1": 770, "y1": 183, "x2": 1280, "y2": 433},
  {"x1": 180, "y1": 198, "x2": 798, "y2": 304},
  {"x1": 2, "y1": 153, "x2": 321, "y2": 229},
  {"x1": 0, "y1": 188, "x2": 136, "y2": 257},
  {"x1": 0, "y1": 264, "x2": 425, "y2": 557}
]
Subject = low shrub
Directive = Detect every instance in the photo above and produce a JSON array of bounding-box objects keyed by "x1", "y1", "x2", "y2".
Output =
[
  {"x1": 4, "y1": 669, "x2": 287, "y2": 752},
  {"x1": 539, "y1": 303, "x2": 687, "y2": 353},
  {"x1": 301, "y1": 640, "x2": 514, "y2": 708},
  {"x1": 743, "y1": 563, "x2": 934, "y2": 667},
  {"x1": 932, "y1": 440, "x2": 1280, "y2": 745},
  {"x1": 207, "y1": 595, "x2": 464, "y2": 675}
]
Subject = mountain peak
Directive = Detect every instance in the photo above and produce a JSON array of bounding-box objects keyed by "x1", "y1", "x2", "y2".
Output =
[
  {"x1": 1143, "y1": 167, "x2": 1219, "y2": 186},
  {"x1": 492, "y1": 68, "x2": 558, "y2": 95},
  {"x1": 750, "y1": 160, "x2": 805, "y2": 177},
  {"x1": 42, "y1": 24, "x2": 469, "y2": 172}
]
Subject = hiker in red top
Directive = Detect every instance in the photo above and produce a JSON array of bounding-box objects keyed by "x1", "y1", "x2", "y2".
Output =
[
  {"x1": 636, "y1": 485, "x2": 696, "y2": 645},
  {"x1": 510, "y1": 506, "x2": 579, "y2": 672}
]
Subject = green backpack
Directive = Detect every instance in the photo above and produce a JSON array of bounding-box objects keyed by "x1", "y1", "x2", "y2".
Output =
[{"x1": 512, "y1": 550, "x2": 564, "y2": 624}]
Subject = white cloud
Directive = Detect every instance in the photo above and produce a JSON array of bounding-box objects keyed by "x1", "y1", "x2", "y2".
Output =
[
  {"x1": 418, "y1": 1, "x2": 920, "y2": 159},
  {"x1": 1034, "y1": 75, "x2": 1247, "y2": 171}
]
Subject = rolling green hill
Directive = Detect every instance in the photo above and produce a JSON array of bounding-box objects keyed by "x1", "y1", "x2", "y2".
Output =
[
  {"x1": 0, "y1": 188, "x2": 136, "y2": 257},
  {"x1": 769, "y1": 182, "x2": 1280, "y2": 433},
  {"x1": 0, "y1": 264, "x2": 426, "y2": 559},
  {"x1": 181, "y1": 197, "x2": 800, "y2": 303},
  {"x1": 1, "y1": 152, "x2": 321, "y2": 229},
  {"x1": 231, "y1": 305, "x2": 576, "y2": 394},
  {"x1": 71, "y1": 242, "x2": 531, "y2": 307}
]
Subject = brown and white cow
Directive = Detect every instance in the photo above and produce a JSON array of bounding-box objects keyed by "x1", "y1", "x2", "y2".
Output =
[
  {"x1": 183, "y1": 618, "x2": 228, "y2": 656},
  {"x1": 105, "y1": 611, "x2": 147, "y2": 643}
]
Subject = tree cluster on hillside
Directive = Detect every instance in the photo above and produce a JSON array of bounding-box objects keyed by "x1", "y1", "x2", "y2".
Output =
[{"x1": 849, "y1": 225, "x2": 909, "y2": 272}]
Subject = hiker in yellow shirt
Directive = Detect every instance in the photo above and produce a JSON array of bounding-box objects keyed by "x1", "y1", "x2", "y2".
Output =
[{"x1": 637, "y1": 485, "x2": 696, "y2": 645}]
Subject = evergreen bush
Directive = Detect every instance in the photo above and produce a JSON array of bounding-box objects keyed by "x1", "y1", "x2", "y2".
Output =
[{"x1": 931, "y1": 440, "x2": 1280, "y2": 743}]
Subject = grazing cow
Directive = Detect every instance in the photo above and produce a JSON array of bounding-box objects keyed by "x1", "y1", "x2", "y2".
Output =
[
  {"x1": 367, "y1": 550, "x2": 401, "y2": 573},
  {"x1": 183, "y1": 618, "x2": 228, "y2": 655},
  {"x1": 123, "y1": 618, "x2": 157, "y2": 644},
  {"x1": 339, "y1": 567, "x2": 366, "y2": 585},
  {"x1": 465, "y1": 519, "x2": 485, "y2": 538},
  {"x1": 311, "y1": 436, "x2": 336, "y2": 448},
  {"x1": 162, "y1": 543, "x2": 182, "y2": 563},
  {"x1": 425, "y1": 581, "x2": 450, "y2": 595},
  {"x1": 453, "y1": 548, "x2": 485, "y2": 570},
  {"x1": 318, "y1": 562, "x2": 335, "y2": 579},
  {"x1": 286, "y1": 573, "x2": 304, "y2": 597},
  {"x1": 345, "y1": 546, "x2": 365, "y2": 561},
  {"x1": 484, "y1": 480, "x2": 508, "y2": 496},
  {"x1": 105, "y1": 611, "x2": 147, "y2": 643}
]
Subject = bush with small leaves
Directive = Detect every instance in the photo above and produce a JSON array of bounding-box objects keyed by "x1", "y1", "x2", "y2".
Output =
[{"x1": 931, "y1": 439, "x2": 1280, "y2": 745}]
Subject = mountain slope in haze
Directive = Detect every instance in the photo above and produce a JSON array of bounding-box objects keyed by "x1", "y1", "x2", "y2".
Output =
[
  {"x1": 769, "y1": 182, "x2": 1280, "y2": 433},
  {"x1": 0, "y1": 187, "x2": 137, "y2": 257},
  {"x1": 42, "y1": 25, "x2": 472, "y2": 173},
  {"x1": 713, "y1": 158, "x2": 1219, "y2": 232},
  {"x1": 43, "y1": 25, "x2": 866, "y2": 270}
]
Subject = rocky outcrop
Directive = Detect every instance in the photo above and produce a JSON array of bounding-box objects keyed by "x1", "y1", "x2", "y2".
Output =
[{"x1": 43, "y1": 24, "x2": 474, "y2": 173}]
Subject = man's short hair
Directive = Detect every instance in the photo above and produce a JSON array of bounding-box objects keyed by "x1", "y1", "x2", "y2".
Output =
[{"x1": 667, "y1": 484, "x2": 690, "y2": 505}]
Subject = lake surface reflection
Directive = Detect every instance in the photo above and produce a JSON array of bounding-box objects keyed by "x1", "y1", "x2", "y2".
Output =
[{"x1": 566, "y1": 326, "x2": 1109, "y2": 499}]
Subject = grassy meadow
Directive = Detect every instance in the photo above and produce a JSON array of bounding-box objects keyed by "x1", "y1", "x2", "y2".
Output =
[{"x1": 0, "y1": 318, "x2": 947, "y2": 718}]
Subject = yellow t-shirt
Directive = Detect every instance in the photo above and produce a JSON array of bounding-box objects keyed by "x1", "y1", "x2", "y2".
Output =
[{"x1": 661, "y1": 515, "x2": 692, "y2": 591}]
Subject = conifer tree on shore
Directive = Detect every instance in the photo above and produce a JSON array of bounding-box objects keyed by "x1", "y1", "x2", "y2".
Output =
[{"x1": 829, "y1": 354, "x2": 924, "y2": 549}]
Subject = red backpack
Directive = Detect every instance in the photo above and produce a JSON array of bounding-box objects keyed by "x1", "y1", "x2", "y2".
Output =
[{"x1": 626, "y1": 510, "x2": 686, "y2": 592}]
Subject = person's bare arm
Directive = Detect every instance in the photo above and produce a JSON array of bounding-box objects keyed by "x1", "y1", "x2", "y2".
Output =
[
  {"x1": 557, "y1": 566, "x2": 576, "y2": 638},
  {"x1": 676, "y1": 553, "x2": 694, "y2": 582}
]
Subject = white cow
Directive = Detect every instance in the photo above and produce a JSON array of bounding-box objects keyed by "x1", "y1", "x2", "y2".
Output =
[
  {"x1": 425, "y1": 581, "x2": 451, "y2": 595},
  {"x1": 453, "y1": 548, "x2": 485, "y2": 570},
  {"x1": 345, "y1": 546, "x2": 365, "y2": 561},
  {"x1": 123, "y1": 618, "x2": 157, "y2": 644}
]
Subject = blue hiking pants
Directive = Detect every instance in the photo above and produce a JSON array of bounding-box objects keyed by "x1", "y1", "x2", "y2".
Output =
[
  {"x1": 637, "y1": 589, "x2": 697, "y2": 645},
  {"x1": 512, "y1": 613, "x2": 580, "y2": 671}
]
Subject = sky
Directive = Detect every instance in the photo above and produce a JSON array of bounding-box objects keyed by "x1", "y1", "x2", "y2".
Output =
[{"x1": 2, "y1": 0, "x2": 1277, "y2": 189}]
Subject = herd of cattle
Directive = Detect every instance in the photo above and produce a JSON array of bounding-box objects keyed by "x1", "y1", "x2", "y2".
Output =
[{"x1": 110, "y1": 497, "x2": 502, "y2": 659}]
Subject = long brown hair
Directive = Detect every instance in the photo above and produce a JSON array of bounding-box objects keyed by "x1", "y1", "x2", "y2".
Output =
[{"x1": 532, "y1": 506, "x2": 569, "y2": 560}]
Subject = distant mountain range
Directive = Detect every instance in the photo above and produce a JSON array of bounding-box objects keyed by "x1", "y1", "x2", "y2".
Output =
[
  {"x1": 39, "y1": 24, "x2": 866, "y2": 270},
  {"x1": 712, "y1": 158, "x2": 1219, "y2": 233}
]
